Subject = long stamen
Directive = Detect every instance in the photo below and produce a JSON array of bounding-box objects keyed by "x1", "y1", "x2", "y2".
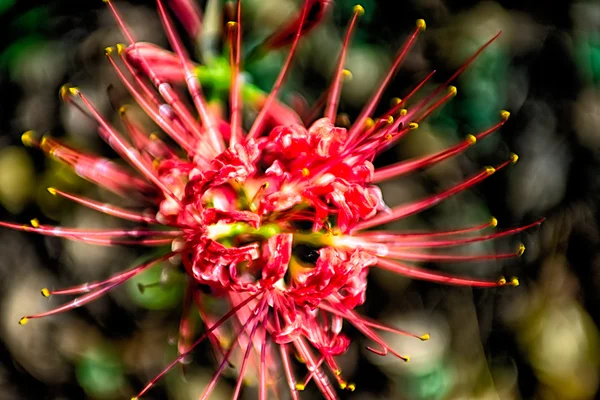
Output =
[
  {"x1": 23, "y1": 131, "x2": 155, "y2": 197},
  {"x1": 19, "y1": 254, "x2": 171, "y2": 325},
  {"x1": 293, "y1": 338, "x2": 338, "y2": 400},
  {"x1": 68, "y1": 88, "x2": 186, "y2": 207},
  {"x1": 375, "y1": 257, "x2": 516, "y2": 287},
  {"x1": 117, "y1": 46, "x2": 207, "y2": 144},
  {"x1": 273, "y1": 305, "x2": 300, "y2": 400},
  {"x1": 156, "y1": 0, "x2": 224, "y2": 154},
  {"x1": 354, "y1": 218, "x2": 496, "y2": 241},
  {"x1": 40, "y1": 253, "x2": 173, "y2": 297},
  {"x1": 328, "y1": 297, "x2": 409, "y2": 362},
  {"x1": 228, "y1": 1, "x2": 243, "y2": 147},
  {"x1": 0, "y1": 220, "x2": 179, "y2": 239},
  {"x1": 70, "y1": 237, "x2": 174, "y2": 247},
  {"x1": 319, "y1": 303, "x2": 428, "y2": 341},
  {"x1": 413, "y1": 85, "x2": 457, "y2": 123},
  {"x1": 324, "y1": 5, "x2": 363, "y2": 122},
  {"x1": 352, "y1": 157, "x2": 516, "y2": 233},
  {"x1": 104, "y1": 0, "x2": 136, "y2": 43},
  {"x1": 246, "y1": 0, "x2": 311, "y2": 140},
  {"x1": 355, "y1": 219, "x2": 544, "y2": 249},
  {"x1": 345, "y1": 19, "x2": 426, "y2": 148},
  {"x1": 106, "y1": 0, "x2": 201, "y2": 141},
  {"x1": 373, "y1": 111, "x2": 510, "y2": 182},
  {"x1": 232, "y1": 309, "x2": 264, "y2": 400},
  {"x1": 380, "y1": 70, "x2": 436, "y2": 120},
  {"x1": 199, "y1": 298, "x2": 269, "y2": 400},
  {"x1": 259, "y1": 318, "x2": 269, "y2": 400},
  {"x1": 371, "y1": 245, "x2": 526, "y2": 261},
  {"x1": 48, "y1": 187, "x2": 157, "y2": 224},
  {"x1": 106, "y1": 50, "x2": 199, "y2": 156},
  {"x1": 133, "y1": 291, "x2": 263, "y2": 399}
]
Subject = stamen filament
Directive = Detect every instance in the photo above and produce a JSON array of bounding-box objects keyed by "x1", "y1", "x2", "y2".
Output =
[
  {"x1": 345, "y1": 20, "x2": 426, "y2": 148},
  {"x1": 48, "y1": 188, "x2": 157, "y2": 224},
  {"x1": 134, "y1": 291, "x2": 263, "y2": 399},
  {"x1": 375, "y1": 257, "x2": 509, "y2": 287},
  {"x1": 324, "y1": 5, "x2": 363, "y2": 122},
  {"x1": 352, "y1": 159, "x2": 512, "y2": 233},
  {"x1": 246, "y1": 0, "x2": 310, "y2": 140}
]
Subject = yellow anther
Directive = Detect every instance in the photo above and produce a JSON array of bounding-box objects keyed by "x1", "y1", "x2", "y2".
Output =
[
  {"x1": 400, "y1": 108, "x2": 408, "y2": 116},
  {"x1": 30, "y1": 219, "x2": 40, "y2": 228},
  {"x1": 391, "y1": 97, "x2": 402, "y2": 105},
  {"x1": 59, "y1": 84, "x2": 71, "y2": 101},
  {"x1": 47, "y1": 187, "x2": 57, "y2": 196},
  {"x1": 295, "y1": 383, "x2": 305, "y2": 391},
  {"x1": 152, "y1": 159, "x2": 160, "y2": 169},
  {"x1": 342, "y1": 69, "x2": 353, "y2": 80},
  {"x1": 295, "y1": 353, "x2": 306, "y2": 363},
  {"x1": 21, "y1": 131, "x2": 36, "y2": 147},
  {"x1": 131, "y1": 397, "x2": 138, "y2": 400},
  {"x1": 386, "y1": 115, "x2": 394, "y2": 124},
  {"x1": 149, "y1": 133, "x2": 158, "y2": 141},
  {"x1": 262, "y1": 182, "x2": 269, "y2": 190},
  {"x1": 116, "y1": 43, "x2": 126, "y2": 55},
  {"x1": 347, "y1": 383, "x2": 356, "y2": 391},
  {"x1": 498, "y1": 276, "x2": 507, "y2": 285},
  {"x1": 419, "y1": 333, "x2": 430, "y2": 341},
  {"x1": 104, "y1": 46, "x2": 114, "y2": 55},
  {"x1": 416, "y1": 19, "x2": 426, "y2": 31},
  {"x1": 466, "y1": 134, "x2": 477, "y2": 145},
  {"x1": 119, "y1": 105, "x2": 128, "y2": 115},
  {"x1": 510, "y1": 153, "x2": 519, "y2": 164},
  {"x1": 334, "y1": 369, "x2": 342, "y2": 376},
  {"x1": 68, "y1": 87, "x2": 80, "y2": 96},
  {"x1": 41, "y1": 288, "x2": 50, "y2": 298},
  {"x1": 408, "y1": 122, "x2": 419, "y2": 130},
  {"x1": 448, "y1": 86, "x2": 458, "y2": 96},
  {"x1": 301, "y1": 168, "x2": 310, "y2": 177},
  {"x1": 484, "y1": 166, "x2": 496, "y2": 175},
  {"x1": 339, "y1": 381, "x2": 347, "y2": 390},
  {"x1": 227, "y1": 21, "x2": 237, "y2": 28},
  {"x1": 19, "y1": 317, "x2": 28, "y2": 325},
  {"x1": 511, "y1": 277, "x2": 520, "y2": 287},
  {"x1": 516, "y1": 243, "x2": 525, "y2": 256},
  {"x1": 404, "y1": 355, "x2": 411, "y2": 362},
  {"x1": 218, "y1": 336, "x2": 231, "y2": 348},
  {"x1": 385, "y1": 133, "x2": 393, "y2": 141},
  {"x1": 490, "y1": 216, "x2": 498, "y2": 227},
  {"x1": 353, "y1": 4, "x2": 365, "y2": 16},
  {"x1": 364, "y1": 117, "x2": 374, "y2": 129},
  {"x1": 501, "y1": 110, "x2": 510, "y2": 120}
]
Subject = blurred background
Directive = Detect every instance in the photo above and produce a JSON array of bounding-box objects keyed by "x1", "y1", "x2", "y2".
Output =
[{"x1": 0, "y1": 0, "x2": 598, "y2": 399}]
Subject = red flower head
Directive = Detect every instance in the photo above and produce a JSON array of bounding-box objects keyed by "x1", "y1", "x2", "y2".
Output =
[{"x1": 2, "y1": 1, "x2": 543, "y2": 399}]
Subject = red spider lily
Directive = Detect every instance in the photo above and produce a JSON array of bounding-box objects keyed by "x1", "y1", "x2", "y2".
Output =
[{"x1": 3, "y1": 1, "x2": 544, "y2": 399}]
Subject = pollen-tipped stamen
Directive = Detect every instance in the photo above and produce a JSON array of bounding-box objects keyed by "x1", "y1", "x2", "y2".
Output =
[
  {"x1": 353, "y1": 157, "x2": 514, "y2": 232},
  {"x1": 134, "y1": 291, "x2": 264, "y2": 399},
  {"x1": 156, "y1": 0, "x2": 224, "y2": 153},
  {"x1": 246, "y1": 0, "x2": 311, "y2": 140},
  {"x1": 324, "y1": 4, "x2": 363, "y2": 122},
  {"x1": 373, "y1": 112, "x2": 509, "y2": 182},
  {"x1": 48, "y1": 187, "x2": 158, "y2": 224},
  {"x1": 345, "y1": 19, "x2": 427, "y2": 148}
]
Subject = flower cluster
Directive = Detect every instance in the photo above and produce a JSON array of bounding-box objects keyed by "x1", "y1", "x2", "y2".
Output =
[{"x1": 2, "y1": 0, "x2": 542, "y2": 399}]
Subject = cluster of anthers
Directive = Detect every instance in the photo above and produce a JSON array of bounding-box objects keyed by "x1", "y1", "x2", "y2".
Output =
[{"x1": 2, "y1": 0, "x2": 543, "y2": 399}]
